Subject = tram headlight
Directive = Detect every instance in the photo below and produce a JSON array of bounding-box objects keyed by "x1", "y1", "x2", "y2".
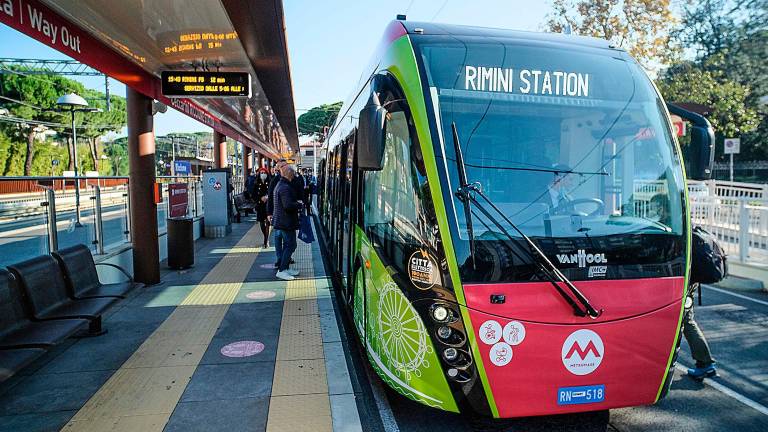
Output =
[
  {"x1": 431, "y1": 305, "x2": 450, "y2": 322},
  {"x1": 437, "y1": 326, "x2": 452, "y2": 340},
  {"x1": 443, "y1": 347, "x2": 459, "y2": 362}
]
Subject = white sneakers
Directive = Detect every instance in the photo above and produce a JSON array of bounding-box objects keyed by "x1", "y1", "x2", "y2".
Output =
[
  {"x1": 276, "y1": 269, "x2": 300, "y2": 280},
  {"x1": 276, "y1": 270, "x2": 294, "y2": 281}
]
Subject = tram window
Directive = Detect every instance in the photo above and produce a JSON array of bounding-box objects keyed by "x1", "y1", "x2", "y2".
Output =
[{"x1": 364, "y1": 107, "x2": 433, "y2": 273}]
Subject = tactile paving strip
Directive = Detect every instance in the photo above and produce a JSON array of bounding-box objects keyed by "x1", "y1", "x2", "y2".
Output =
[
  {"x1": 266, "y1": 236, "x2": 332, "y2": 431},
  {"x1": 61, "y1": 225, "x2": 265, "y2": 432}
]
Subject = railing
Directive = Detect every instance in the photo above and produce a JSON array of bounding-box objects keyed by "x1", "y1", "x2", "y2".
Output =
[
  {"x1": 688, "y1": 180, "x2": 768, "y2": 265},
  {"x1": 0, "y1": 175, "x2": 203, "y2": 268}
]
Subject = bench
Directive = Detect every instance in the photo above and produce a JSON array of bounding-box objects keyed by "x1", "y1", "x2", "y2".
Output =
[
  {"x1": 0, "y1": 269, "x2": 88, "y2": 349},
  {"x1": 0, "y1": 348, "x2": 46, "y2": 383},
  {"x1": 233, "y1": 193, "x2": 257, "y2": 223},
  {"x1": 8, "y1": 256, "x2": 118, "y2": 335},
  {"x1": 53, "y1": 245, "x2": 137, "y2": 299}
]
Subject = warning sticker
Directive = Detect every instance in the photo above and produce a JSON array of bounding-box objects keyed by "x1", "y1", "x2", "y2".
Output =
[{"x1": 408, "y1": 249, "x2": 439, "y2": 290}]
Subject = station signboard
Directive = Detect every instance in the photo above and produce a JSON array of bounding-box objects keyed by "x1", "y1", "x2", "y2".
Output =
[{"x1": 161, "y1": 71, "x2": 251, "y2": 98}]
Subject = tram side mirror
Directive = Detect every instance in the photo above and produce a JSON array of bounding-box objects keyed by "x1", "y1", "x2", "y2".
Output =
[
  {"x1": 357, "y1": 103, "x2": 386, "y2": 171},
  {"x1": 667, "y1": 103, "x2": 715, "y2": 180},
  {"x1": 686, "y1": 124, "x2": 715, "y2": 180}
]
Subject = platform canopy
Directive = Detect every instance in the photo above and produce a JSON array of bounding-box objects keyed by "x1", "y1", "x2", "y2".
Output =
[{"x1": 0, "y1": 0, "x2": 299, "y2": 156}]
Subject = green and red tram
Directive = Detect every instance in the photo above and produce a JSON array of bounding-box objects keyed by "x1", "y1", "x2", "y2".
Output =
[{"x1": 317, "y1": 19, "x2": 713, "y2": 418}]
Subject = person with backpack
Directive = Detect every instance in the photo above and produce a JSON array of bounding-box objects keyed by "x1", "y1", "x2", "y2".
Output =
[{"x1": 685, "y1": 226, "x2": 728, "y2": 381}]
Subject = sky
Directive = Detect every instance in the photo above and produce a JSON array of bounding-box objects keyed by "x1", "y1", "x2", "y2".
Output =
[{"x1": 0, "y1": 0, "x2": 551, "y2": 137}]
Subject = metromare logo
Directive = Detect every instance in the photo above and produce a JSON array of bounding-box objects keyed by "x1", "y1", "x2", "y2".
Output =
[
  {"x1": 556, "y1": 250, "x2": 607, "y2": 268},
  {"x1": 561, "y1": 329, "x2": 604, "y2": 375}
]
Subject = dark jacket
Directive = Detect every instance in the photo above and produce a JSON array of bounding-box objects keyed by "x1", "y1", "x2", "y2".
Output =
[
  {"x1": 272, "y1": 177, "x2": 301, "y2": 230},
  {"x1": 267, "y1": 173, "x2": 281, "y2": 216}
]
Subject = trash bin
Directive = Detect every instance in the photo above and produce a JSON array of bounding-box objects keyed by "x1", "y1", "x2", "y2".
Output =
[{"x1": 167, "y1": 217, "x2": 194, "y2": 269}]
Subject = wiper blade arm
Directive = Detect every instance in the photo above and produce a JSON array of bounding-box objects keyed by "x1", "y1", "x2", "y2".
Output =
[
  {"x1": 467, "y1": 187, "x2": 603, "y2": 319},
  {"x1": 451, "y1": 122, "x2": 477, "y2": 269}
]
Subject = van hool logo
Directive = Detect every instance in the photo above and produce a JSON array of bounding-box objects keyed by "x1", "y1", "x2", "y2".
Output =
[{"x1": 556, "y1": 250, "x2": 607, "y2": 268}]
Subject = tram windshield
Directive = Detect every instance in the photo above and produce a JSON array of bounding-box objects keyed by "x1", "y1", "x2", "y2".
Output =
[{"x1": 416, "y1": 37, "x2": 687, "y2": 281}]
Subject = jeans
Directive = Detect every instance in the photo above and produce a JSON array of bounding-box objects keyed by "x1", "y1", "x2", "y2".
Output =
[{"x1": 274, "y1": 229, "x2": 297, "y2": 272}]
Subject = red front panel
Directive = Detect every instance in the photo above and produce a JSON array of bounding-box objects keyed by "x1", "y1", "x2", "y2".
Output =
[{"x1": 464, "y1": 277, "x2": 684, "y2": 417}]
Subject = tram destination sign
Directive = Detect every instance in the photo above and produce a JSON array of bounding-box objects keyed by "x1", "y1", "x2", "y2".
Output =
[{"x1": 161, "y1": 71, "x2": 251, "y2": 98}]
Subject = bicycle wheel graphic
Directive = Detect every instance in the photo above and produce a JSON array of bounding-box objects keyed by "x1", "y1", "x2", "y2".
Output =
[{"x1": 377, "y1": 282, "x2": 430, "y2": 379}]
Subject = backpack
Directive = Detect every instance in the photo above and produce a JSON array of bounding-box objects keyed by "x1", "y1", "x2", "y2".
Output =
[{"x1": 690, "y1": 226, "x2": 728, "y2": 285}]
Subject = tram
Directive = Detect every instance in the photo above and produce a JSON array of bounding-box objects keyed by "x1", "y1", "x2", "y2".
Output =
[{"x1": 317, "y1": 19, "x2": 714, "y2": 418}]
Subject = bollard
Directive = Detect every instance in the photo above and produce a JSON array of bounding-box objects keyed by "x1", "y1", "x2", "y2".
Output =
[
  {"x1": 44, "y1": 189, "x2": 59, "y2": 253},
  {"x1": 93, "y1": 186, "x2": 105, "y2": 254}
]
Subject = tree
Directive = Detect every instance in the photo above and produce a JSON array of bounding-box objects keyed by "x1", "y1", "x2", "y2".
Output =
[
  {"x1": 78, "y1": 89, "x2": 126, "y2": 173},
  {"x1": 657, "y1": 61, "x2": 760, "y2": 159},
  {"x1": 0, "y1": 70, "x2": 84, "y2": 175},
  {"x1": 297, "y1": 101, "x2": 343, "y2": 138},
  {"x1": 546, "y1": 0, "x2": 678, "y2": 69}
]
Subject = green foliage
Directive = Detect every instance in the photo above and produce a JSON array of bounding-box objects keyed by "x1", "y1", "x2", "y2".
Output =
[
  {"x1": 0, "y1": 68, "x2": 126, "y2": 176},
  {"x1": 297, "y1": 101, "x2": 343, "y2": 137},
  {"x1": 664, "y1": 0, "x2": 768, "y2": 161}
]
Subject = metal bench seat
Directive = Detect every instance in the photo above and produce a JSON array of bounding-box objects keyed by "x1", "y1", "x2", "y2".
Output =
[
  {"x1": 53, "y1": 245, "x2": 136, "y2": 299},
  {"x1": 0, "y1": 270, "x2": 87, "y2": 349},
  {"x1": 0, "y1": 348, "x2": 46, "y2": 383},
  {"x1": 8, "y1": 256, "x2": 117, "y2": 335}
]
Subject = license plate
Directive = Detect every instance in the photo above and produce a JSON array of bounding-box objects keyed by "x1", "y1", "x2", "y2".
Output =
[{"x1": 557, "y1": 384, "x2": 605, "y2": 405}]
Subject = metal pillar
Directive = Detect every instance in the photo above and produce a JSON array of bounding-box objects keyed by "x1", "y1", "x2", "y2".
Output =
[
  {"x1": 213, "y1": 130, "x2": 227, "y2": 169},
  {"x1": 69, "y1": 110, "x2": 82, "y2": 226},
  {"x1": 44, "y1": 189, "x2": 59, "y2": 253},
  {"x1": 127, "y1": 88, "x2": 160, "y2": 285}
]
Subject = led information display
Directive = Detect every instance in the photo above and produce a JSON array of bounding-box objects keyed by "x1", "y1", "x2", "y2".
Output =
[{"x1": 161, "y1": 71, "x2": 251, "y2": 98}]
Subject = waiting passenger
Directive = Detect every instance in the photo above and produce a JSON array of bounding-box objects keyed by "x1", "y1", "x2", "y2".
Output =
[
  {"x1": 272, "y1": 165, "x2": 303, "y2": 281},
  {"x1": 254, "y1": 168, "x2": 271, "y2": 248}
]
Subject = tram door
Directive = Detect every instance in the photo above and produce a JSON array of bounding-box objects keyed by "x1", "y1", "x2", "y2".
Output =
[
  {"x1": 334, "y1": 142, "x2": 349, "y2": 277},
  {"x1": 329, "y1": 149, "x2": 339, "y2": 266},
  {"x1": 341, "y1": 135, "x2": 357, "y2": 291}
]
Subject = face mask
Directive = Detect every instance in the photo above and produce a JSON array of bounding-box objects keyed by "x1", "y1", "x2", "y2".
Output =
[{"x1": 260, "y1": 173, "x2": 267, "y2": 181}]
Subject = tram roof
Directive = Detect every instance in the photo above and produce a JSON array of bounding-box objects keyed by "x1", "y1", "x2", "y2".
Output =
[
  {"x1": 400, "y1": 21, "x2": 616, "y2": 51},
  {"x1": 2, "y1": 0, "x2": 298, "y2": 155}
]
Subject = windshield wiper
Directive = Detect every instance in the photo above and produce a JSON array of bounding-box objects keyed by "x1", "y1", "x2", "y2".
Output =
[
  {"x1": 451, "y1": 128, "x2": 602, "y2": 319},
  {"x1": 452, "y1": 122, "x2": 477, "y2": 269}
]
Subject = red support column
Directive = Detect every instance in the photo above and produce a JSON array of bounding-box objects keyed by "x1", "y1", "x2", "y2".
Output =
[
  {"x1": 257, "y1": 153, "x2": 264, "y2": 170},
  {"x1": 127, "y1": 88, "x2": 160, "y2": 285},
  {"x1": 213, "y1": 131, "x2": 227, "y2": 169}
]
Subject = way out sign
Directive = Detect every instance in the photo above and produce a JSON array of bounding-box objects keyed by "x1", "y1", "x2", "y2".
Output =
[{"x1": 724, "y1": 138, "x2": 741, "y2": 154}]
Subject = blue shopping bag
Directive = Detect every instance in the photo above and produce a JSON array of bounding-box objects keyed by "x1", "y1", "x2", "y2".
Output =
[{"x1": 298, "y1": 213, "x2": 315, "y2": 243}]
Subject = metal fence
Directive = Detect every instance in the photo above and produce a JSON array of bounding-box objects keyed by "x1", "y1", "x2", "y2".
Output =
[
  {"x1": 688, "y1": 180, "x2": 768, "y2": 265},
  {"x1": 0, "y1": 176, "x2": 203, "y2": 268}
]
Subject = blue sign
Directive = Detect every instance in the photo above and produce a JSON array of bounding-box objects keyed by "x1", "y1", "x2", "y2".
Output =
[
  {"x1": 557, "y1": 385, "x2": 605, "y2": 405},
  {"x1": 174, "y1": 160, "x2": 192, "y2": 175}
]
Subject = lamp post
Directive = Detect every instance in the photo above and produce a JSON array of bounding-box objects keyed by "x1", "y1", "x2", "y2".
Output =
[{"x1": 56, "y1": 93, "x2": 97, "y2": 227}]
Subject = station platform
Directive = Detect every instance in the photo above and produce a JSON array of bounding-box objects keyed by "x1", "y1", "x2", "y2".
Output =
[{"x1": 0, "y1": 219, "x2": 363, "y2": 432}]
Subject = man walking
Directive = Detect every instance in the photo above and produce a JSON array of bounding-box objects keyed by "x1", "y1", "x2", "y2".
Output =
[{"x1": 272, "y1": 164, "x2": 303, "y2": 281}]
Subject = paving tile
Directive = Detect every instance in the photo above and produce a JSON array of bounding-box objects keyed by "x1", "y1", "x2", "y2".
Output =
[
  {"x1": 283, "y1": 299, "x2": 318, "y2": 316},
  {"x1": 266, "y1": 394, "x2": 332, "y2": 432},
  {"x1": 276, "y1": 333, "x2": 325, "y2": 361},
  {"x1": 200, "y1": 335, "x2": 278, "y2": 365},
  {"x1": 0, "y1": 370, "x2": 114, "y2": 416},
  {"x1": 164, "y1": 397, "x2": 270, "y2": 432},
  {"x1": 320, "y1": 310, "x2": 342, "y2": 343},
  {"x1": 279, "y1": 314, "x2": 322, "y2": 337},
  {"x1": 271, "y1": 359, "x2": 328, "y2": 396},
  {"x1": 180, "y1": 362, "x2": 274, "y2": 402},
  {"x1": 324, "y1": 342, "x2": 354, "y2": 396},
  {"x1": 330, "y1": 394, "x2": 364, "y2": 432},
  {"x1": 0, "y1": 410, "x2": 76, "y2": 432},
  {"x1": 37, "y1": 332, "x2": 149, "y2": 374}
]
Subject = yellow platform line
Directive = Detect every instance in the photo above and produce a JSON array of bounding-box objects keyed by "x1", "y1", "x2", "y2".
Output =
[
  {"x1": 62, "y1": 224, "x2": 264, "y2": 432},
  {"x1": 266, "y1": 238, "x2": 332, "y2": 432}
]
